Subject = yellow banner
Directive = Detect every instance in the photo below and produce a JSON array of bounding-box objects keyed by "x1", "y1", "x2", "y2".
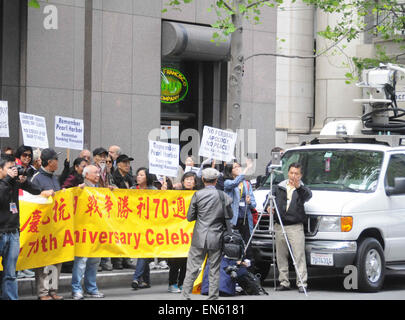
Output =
[{"x1": 17, "y1": 187, "x2": 195, "y2": 270}]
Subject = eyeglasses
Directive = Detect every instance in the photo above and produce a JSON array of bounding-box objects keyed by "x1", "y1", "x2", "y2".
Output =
[
  {"x1": 21, "y1": 153, "x2": 32, "y2": 158},
  {"x1": 106, "y1": 160, "x2": 112, "y2": 164}
]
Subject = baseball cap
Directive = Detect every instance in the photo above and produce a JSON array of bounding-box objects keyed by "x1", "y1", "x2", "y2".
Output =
[
  {"x1": 202, "y1": 167, "x2": 220, "y2": 181},
  {"x1": 116, "y1": 154, "x2": 134, "y2": 164},
  {"x1": 93, "y1": 147, "x2": 108, "y2": 157},
  {"x1": 40, "y1": 148, "x2": 61, "y2": 162}
]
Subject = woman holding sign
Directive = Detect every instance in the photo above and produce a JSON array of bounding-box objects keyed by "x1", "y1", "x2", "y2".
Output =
[{"x1": 223, "y1": 159, "x2": 256, "y2": 263}]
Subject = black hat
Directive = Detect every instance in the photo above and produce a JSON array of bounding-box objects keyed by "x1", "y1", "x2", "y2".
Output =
[
  {"x1": 93, "y1": 147, "x2": 108, "y2": 157},
  {"x1": 116, "y1": 154, "x2": 134, "y2": 164},
  {"x1": 40, "y1": 148, "x2": 61, "y2": 162}
]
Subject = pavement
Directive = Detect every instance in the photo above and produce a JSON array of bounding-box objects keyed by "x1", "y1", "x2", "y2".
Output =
[{"x1": 17, "y1": 264, "x2": 170, "y2": 298}]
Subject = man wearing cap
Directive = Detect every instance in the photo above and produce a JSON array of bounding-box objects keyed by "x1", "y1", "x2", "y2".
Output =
[
  {"x1": 181, "y1": 168, "x2": 233, "y2": 300},
  {"x1": 92, "y1": 147, "x2": 113, "y2": 189},
  {"x1": 110, "y1": 154, "x2": 137, "y2": 270},
  {"x1": 31, "y1": 148, "x2": 64, "y2": 300},
  {"x1": 112, "y1": 154, "x2": 135, "y2": 189}
]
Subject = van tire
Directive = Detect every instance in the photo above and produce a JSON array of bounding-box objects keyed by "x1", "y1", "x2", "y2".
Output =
[{"x1": 355, "y1": 238, "x2": 385, "y2": 292}]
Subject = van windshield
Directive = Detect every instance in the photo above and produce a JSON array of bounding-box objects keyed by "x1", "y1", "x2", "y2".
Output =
[{"x1": 260, "y1": 149, "x2": 384, "y2": 193}]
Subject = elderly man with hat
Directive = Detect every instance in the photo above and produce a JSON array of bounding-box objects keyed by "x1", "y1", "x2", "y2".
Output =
[
  {"x1": 92, "y1": 147, "x2": 114, "y2": 189},
  {"x1": 112, "y1": 154, "x2": 135, "y2": 189},
  {"x1": 31, "y1": 148, "x2": 64, "y2": 300},
  {"x1": 181, "y1": 168, "x2": 233, "y2": 300},
  {"x1": 110, "y1": 154, "x2": 137, "y2": 270}
]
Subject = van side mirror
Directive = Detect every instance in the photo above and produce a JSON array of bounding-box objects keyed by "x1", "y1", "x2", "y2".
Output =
[{"x1": 386, "y1": 177, "x2": 405, "y2": 196}]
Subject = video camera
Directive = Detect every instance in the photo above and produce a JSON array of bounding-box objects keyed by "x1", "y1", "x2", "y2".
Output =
[{"x1": 224, "y1": 265, "x2": 239, "y2": 279}]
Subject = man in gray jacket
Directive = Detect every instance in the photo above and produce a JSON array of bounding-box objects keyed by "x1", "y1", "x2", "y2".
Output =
[{"x1": 181, "y1": 168, "x2": 233, "y2": 300}]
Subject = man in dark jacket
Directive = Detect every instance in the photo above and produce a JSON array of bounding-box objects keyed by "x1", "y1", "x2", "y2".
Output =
[
  {"x1": 266, "y1": 162, "x2": 312, "y2": 293},
  {"x1": 110, "y1": 154, "x2": 136, "y2": 270},
  {"x1": 0, "y1": 155, "x2": 54, "y2": 300},
  {"x1": 30, "y1": 148, "x2": 64, "y2": 300},
  {"x1": 181, "y1": 168, "x2": 233, "y2": 300}
]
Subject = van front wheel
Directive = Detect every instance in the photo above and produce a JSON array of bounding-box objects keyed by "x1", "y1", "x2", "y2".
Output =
[{"x1": 355, "y1": 238, "x2": 385, "y2": 292}]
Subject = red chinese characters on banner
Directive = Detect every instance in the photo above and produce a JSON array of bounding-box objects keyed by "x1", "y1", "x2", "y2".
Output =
[
  {"x1": 20, "y1": 209, "x2": 43, "y2": 233},
  {"x1": 172, "y1": 197, "x2": 187, "y2": 220},
  {"x1": 104, "y1": 195, "x2": 113, "y2": 218},
  {"x1": 85, "y1": 195, "x2": 102, "y2": 218},
  {"x1": 117, "y1": 196, "x2": 132, "y2": 219},
  {"x1": 52, "y1": 198, "x2": 71, "y2": 222},
  {"x1": 136, "y1": 197, "x2": 150, "y2": 219}
]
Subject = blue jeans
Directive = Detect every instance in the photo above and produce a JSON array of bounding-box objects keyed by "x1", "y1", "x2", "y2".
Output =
[
  {"x1": 132, "y1": 258, "x2": 150, "y2": 284},
  {"x1": 71, "y1": 257, "x2": 101, "y2": 294},
  {"x1": 0, "y1": 231, "x2": 20, "y2": 300}
]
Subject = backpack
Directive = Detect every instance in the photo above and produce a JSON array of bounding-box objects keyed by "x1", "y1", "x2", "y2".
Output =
[
  {"x1": 218, "y1": 190, "x2": 245, "y2": 260},
  {"x1": 222, "y1": 230, "x2": 245, "y2": 260}
]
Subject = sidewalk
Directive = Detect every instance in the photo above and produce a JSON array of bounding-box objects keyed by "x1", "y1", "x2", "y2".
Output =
[{"x1": 18, "y1": 268, "x2": 169, "y2": 297}]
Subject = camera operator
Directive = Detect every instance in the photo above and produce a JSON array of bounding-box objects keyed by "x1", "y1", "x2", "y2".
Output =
[
  {"x1": 0, "y1": 155, "x2": 54, "y2": 300},
  {"x1": 266, "y1": 162, "x2": 312, "y2": 293}
]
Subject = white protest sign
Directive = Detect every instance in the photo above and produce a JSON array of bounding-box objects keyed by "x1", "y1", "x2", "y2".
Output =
[
  {"x1": 55, "y1": 116, "x2": 84, "y2": 150},
  {"x1": 19, "y1": 112, "x2": 49, "y2": 148},
  {"x1": 149, "y1": 140, "x2": 179, "y2": 178},
  {"x1": 198, "y1": 126, "x2": 237, "y2": 162},
  {"x1": 0, "y1": 101, "x2": 9, "y2": 137}
]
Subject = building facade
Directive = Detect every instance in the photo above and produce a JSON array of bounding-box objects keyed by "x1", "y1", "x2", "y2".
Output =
[{"x1": 0, "y1": 0, "x2": 278, "y2": 175}]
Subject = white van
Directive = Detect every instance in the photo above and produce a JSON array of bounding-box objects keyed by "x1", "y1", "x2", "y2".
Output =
[{"x1": 252, "y1": 136, "x2": 405, "y2": 292}]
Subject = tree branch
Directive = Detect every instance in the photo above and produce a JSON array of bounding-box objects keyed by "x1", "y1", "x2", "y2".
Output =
[
  {"x1": 222, "y1": 0, "x2": 233, "y2": 12},
  {"x1": 246, "y1": 0, "x2": 272, "y2": 10},
  {"x1": 245, "y1": 28, "x2": 351, "y2": 61}
]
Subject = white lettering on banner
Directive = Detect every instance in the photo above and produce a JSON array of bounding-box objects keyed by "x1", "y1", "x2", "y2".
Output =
[
  {"x1": 198, "y1": 125, "x2": 237, "y2": 162},
  {"x1": 54, "y1": 116, "x2": 84, "y2": 150},
  {"x1": 149, "y1": 140, "x2": 180, "y2": 178}
]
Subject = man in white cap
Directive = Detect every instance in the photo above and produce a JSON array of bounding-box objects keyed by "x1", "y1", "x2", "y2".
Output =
[{"x1": 181, "y1": 168, "x2": 233, "y2": 300}]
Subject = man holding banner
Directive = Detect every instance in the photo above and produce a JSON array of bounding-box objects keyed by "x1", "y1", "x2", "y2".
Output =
[
  {"x1": 181, "y1": 168, "x2": 233, "y2": 300},
  {"x1": 0, "y1": 155, "x2": 54, "y2": 300},
  {"x1": 31, "y1": 148, "x2": 64, "y2": 300},
  {"x1": 71, "y1": 165, "x2": 105, "y2": 300}
]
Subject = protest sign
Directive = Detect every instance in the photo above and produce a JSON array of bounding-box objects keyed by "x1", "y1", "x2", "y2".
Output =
[
  {"x1": 149, "y1": 140, "x2": 179, "y2": 177},
  {"x1": 198, "y1": 126, "x2": 237, "y2": 162},
  {"x1": 54, "y1": 115, "x2": 84, "y2": 150},
  {"x1": 0, "y1": 101, "x2": 9, "y2": 137},
  {"x1": 19, "y1": 112, "x2": 49, "y2": 148},
  {"x1": 14, "y1": 188, "x2": 195, "y2": 270}
]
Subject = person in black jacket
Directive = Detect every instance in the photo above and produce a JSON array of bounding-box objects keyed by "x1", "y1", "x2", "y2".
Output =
[
  {"x1": 0, "y1": 155, "x2": 54, "y2": 300},
  {"x1": 110, "y1": 154, "x2": 136, "y2": 270},
  {"x1": 266, "y1": 162, "x2": 312, "y2": 293}
]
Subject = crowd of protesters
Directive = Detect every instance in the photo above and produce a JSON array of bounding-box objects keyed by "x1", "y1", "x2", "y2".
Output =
[{"x1": 0, "y1": 144, "x2": 293, "y2": 300}]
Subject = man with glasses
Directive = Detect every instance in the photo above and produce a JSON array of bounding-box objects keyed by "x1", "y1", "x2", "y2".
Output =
[
  {"x1": 108, "y1": 145, "x2": 121, "y2": 171},
  {"x1": 31, "y1": 148, "x2": 64, "y2": 300},
  {"x1": 71, "y1": 165, "x2": 105, "y2": 299}
]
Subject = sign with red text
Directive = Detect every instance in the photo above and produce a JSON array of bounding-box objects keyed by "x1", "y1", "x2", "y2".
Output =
[{"x1": 16, "y1": 187, "x2": 195, "y2": 270}]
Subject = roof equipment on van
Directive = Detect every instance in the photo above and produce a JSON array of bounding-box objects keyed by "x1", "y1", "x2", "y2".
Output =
[{"x1": 354, "y1": 63, "x2": 405, "y2": 134}]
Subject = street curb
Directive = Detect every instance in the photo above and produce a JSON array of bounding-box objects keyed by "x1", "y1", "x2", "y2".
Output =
[{"x1": 18, "y1": 269, "x2": 170, "y2": 297}]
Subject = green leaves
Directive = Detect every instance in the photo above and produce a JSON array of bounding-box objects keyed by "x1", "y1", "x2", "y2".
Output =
[{"x1": 28, "y1": 0, "x2": 40, "y2": 8}]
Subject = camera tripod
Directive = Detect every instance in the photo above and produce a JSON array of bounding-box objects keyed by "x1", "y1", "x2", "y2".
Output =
[{"x1": 244, "y1": 165, "x2": 308, "y2": 296}]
